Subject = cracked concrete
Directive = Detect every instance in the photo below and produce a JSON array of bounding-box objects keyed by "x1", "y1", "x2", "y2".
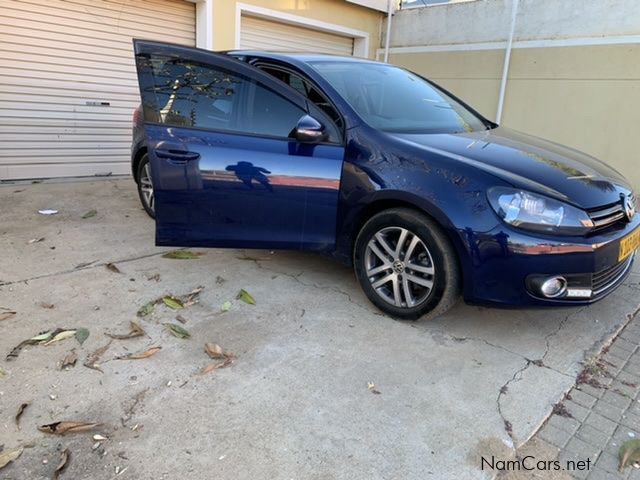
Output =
[{"x1": 1, "y1": 178, "x2": 639, "y2": 480}]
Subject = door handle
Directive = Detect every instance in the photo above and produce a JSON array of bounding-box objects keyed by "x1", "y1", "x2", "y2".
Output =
[{"x1": 155, "y1": 149, "x2": 200, "y2": 161}]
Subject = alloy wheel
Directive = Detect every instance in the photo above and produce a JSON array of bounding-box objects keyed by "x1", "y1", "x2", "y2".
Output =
[
  {"x1": 139, "y1": 161, "x2": 154, "y2": 213},
  {"x1": 364, "y1": 226, "x2": 436, "y2": 308}
]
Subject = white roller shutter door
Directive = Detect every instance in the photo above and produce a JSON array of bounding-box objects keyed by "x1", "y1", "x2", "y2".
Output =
[
  {"x1": 0, "y1": 0, "x2": 196, "y2": 180},
  {"x1": 240, "y1": 15, "x2": 355, "y2": 57}
]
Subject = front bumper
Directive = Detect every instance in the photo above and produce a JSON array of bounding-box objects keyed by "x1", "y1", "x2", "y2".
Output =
[{"x1": 460, "y1": 215, "x2": 640, "y2": 306}]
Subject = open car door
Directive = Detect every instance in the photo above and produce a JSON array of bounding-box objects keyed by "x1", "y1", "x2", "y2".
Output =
[{"x1": 133, "y1": 40, "x2": 345, "y2": 250}]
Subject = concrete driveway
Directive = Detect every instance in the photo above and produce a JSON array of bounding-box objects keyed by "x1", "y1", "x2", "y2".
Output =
[{"x1": 1, "y1": 178, "x2": 638, "y2": 480}]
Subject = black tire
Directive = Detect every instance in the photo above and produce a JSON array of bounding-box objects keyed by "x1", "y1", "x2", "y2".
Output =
[
  {"x1": 136, "y1": 154, "x2": 155, "y2": 219},
  {"x1": 353, "y1": 207, "x2": 461, "y2": 320}
]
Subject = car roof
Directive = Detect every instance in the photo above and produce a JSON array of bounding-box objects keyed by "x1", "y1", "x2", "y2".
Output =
[{"x1": 225, "y1": 50, "x2": 382, "y2": 66}]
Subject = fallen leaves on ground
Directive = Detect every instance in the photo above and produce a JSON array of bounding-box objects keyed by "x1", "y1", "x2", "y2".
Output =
[
  {"x1": 106, "y1": 263, "x2": 121, "y2": 273},
  {"x1": 136, "y1": 301, "x2": 155, "y2": 317},
  {"x1": 367, "y1": 382, "x2": 381, "y2": 395},
  {"x1": 161, "y1": 250, "x2": 203, "y2": 260},
  {"x1": 0, "y1": 311, "x2": 16, "y2": 322},
  {"x1": 115, "y1": 346, "x2": 161, "y2": 360},
  {"x1": 84, "y1": 341, "x2": 112, "y2": 372},
  {"x1": 162, "y1": 296, "x2": 183, "y2": 310},
  {"x1": 61, "y1": 350, "x2": 77, "y2": 369},
  {"x1": 81, "y1": 209, "x2": 97, "y2": 219},
  {"x1": 75, "y1": 328, "x2": 90, "y2": 345},
  {"x1": 7, "y1": 328, "x2": 78, "y2": 360},
  {"x1": 175, "y1": 314, "x2": 187, "y2": 324},
  {"x1": 39, "y1": 302, "x2": 55, "y2": 309},
  {"x1": 106, "y1": 321, "x2": 145, "y2": 340},
  {"x1": 27, "y1": 237, "x2": 45, "y2": 244},
  {"x1": 165, "y1": 323, "x2": 190, "y2": 339},
  {"x1": 200, "y1": 357, "x2": 233, "y2": 375},
  {"x1": 221, "y1": 301, "x2": 231, "y2": 312},
  {"x1": 146, "y1": 273, "x2": 161, "y2": 282},
  {"x1": 38, "y1": 421, "x2": 102, "y2": 435},
  {"x1": 201, "y1": 342, "x2": 234, "y2": 374},
  {"x1": 181, "y1": 286, "x2": 204, "y2": 307},
  {"x1": 15, "y1": 403, "x2": 29, "y2": 429},
  {"x1": 204, "y1": 343, "x2": 230, "y2": 359},
  {"x1": 619, "y1": 439, "x2": 640, "y2": 471},
  {"x1": 236, "y1": 289, "x2": 256, "y2": 305},
  {"x1": 0, "y1": 447, "x2": 23, "y2": 469},
  {"x1": 53, "y1": 448, "x2": 70, "y2": 479},
  {"x1": 38, "y1": 209, "x2": 58, "y2": 215},
  {"x1": 43, "y1": 329, "x2": 77, "y2": 346}
]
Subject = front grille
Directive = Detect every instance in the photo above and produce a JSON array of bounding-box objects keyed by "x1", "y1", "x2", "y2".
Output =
[
  {"x1": 588, "y1": 201, "x2": 627, "y2": 231},
  {"x1": 592, "y1": 254, "x2": 634, "y2": 294}
]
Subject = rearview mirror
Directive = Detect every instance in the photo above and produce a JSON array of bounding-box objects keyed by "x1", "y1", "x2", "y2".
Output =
[{"x1": 294, "y1": 115, "x2": 328, "y2": 144}]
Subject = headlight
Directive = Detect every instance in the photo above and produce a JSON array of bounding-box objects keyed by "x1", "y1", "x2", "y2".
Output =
[{"x1": 487, "y1": 187, "x2": 594, "y2": 235}]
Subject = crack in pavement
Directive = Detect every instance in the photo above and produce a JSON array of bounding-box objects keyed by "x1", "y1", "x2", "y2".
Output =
[
  {"x1": 238, "y1": 253, "x2": 387, "y2": 317},
  {"x1": 0, "y1": 250, "x2": 174, "y2": 287}
]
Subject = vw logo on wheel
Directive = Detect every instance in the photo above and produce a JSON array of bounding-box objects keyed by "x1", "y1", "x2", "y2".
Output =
[{"x1": 624, "y1": 195, "x2": 636, "y2": 221}]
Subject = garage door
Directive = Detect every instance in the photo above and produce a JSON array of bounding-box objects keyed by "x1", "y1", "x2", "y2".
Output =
[
  {"x1": 240, "y1": 15, "x2": 355, "y2": 56},
  {"x1": 0, "y1": 0, "x2": 195, "y2": 180}
]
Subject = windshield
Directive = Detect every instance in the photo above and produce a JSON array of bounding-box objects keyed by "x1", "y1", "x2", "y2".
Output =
[{"x1": 310, "y1": 61, "x2": 489, "y2": 134}]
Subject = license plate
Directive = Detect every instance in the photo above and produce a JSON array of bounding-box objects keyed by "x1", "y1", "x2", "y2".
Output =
[{"x1": 619, "y1": 227, "x2": 640, "y2": 261}]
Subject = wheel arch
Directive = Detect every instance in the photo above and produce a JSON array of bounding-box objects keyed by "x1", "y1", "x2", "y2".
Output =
[{"x1": 132, "y1": 146, "x2": 148, "y2": 182}]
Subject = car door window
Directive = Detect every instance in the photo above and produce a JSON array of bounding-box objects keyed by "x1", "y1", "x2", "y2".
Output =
[
  {"x1": 258, "y1": 65, "x2": 344, "y2": 132},
  {"x1": 143, "y1": 56, "x2": 306, "y2": 139}
]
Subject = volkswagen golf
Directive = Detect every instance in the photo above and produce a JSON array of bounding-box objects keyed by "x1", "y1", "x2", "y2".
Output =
[{"x1": 131, "y1": 40, "x2": 639, "y2": 320}]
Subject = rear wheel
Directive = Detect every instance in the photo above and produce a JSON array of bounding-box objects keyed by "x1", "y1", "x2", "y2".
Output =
[
  {"x1": 354, "y1": 208, "x2": 461, "y2": 320},
  {"x1": 136, "y1": 154, "x2": 155, "y2": 218}
]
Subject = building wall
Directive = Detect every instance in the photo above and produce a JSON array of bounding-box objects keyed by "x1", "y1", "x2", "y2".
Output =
[
  {"x1": 383, "y1": 0, "x2": 640, "y2": 188},
  {"x1": 212, "y1": 0, "x2": 383, "y2": 58}
]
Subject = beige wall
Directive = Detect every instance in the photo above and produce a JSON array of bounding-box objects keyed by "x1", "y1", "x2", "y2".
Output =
[
  {"x1": 389, "y1": 44, "x2": 640, "y2": 189},
  {"x1": 212, "y1": 0, "x2": 382, "y2": 59}
]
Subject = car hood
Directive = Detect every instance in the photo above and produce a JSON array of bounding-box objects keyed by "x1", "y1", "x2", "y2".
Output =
[{"x1": 392, "y1": 127, "x2": 632, "y2": 209}]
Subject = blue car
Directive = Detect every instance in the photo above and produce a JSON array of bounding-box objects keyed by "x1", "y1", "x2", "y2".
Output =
[{"x1": 131, "y1": 40, "x2": 639, "y2": 320}]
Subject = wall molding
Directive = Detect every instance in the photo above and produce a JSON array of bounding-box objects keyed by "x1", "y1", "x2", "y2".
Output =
[{"x1": 376, "y1": 34, "x2": 640, "y2": 59}]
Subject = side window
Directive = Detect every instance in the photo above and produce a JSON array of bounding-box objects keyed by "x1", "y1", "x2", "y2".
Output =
[
  {"x1": 258, "y1": 65, "x2": 344, "y2": 132},
  {"x1": 142, "y1": 55, "x2": 306, "y2": 139}
]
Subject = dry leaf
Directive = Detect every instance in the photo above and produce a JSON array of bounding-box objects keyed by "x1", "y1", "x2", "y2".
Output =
[
  {"x1": 15, "y1": 403, "x2": 29, "y2": 429},
  {"x1": 39, "y1": 302, "x2": 54, "y2": 309},
  {"x1": 106, "y1": 321, "x2": 145, "y2": 340},
  {"x1": 116, "y1": 346, "x2": 161, "y2": 360},
  {"x1": 7, "y1": 329, "x2": 63, "y2": 361},
  {"x1": 38, "y1": 421, "x2": 101, "y2": 435},
  {"x1": 106, "y1": 263, "x2": 121, "y2": 274},
  {"x1": 84, "y1": 341, "x2": 112, "y2": 372},
  {"x1": 0, "y1": 311, "x2": 16, "y2": 322},
  {"x1": 27, "y1": 237, "x2": 45, "y2": 244},
  {"x1": 61, "y1": 351, "x2": 77, "y2": 369},
  {"x1": 146, "y1": 273, "x2": 161, "y2": 282},
  {"x1": 81, "y1": 209, "x2": 97, "y2": 219},
  {"x1": 54, "y1": 448, "x2": 69, "y2": 479},
  {"x1": 43, "y1": 330, "x2": 76, "y2": 346},
  {"x1": 199, "y1": 357, "x2": 233, "y2": 375},
  {"x1": 0, "y1": 447, "x2": 23, "y2": 469},
  {"x1": 175, "y1": 314, "x2": 187, "y2": 324},
  {"x1": 204, "y1": 343, "x2": 226, "y2": 359}
]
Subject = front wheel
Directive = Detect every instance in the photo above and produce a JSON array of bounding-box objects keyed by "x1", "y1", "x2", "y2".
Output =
[
  {"x1": 353, "y1": 208, "x2": 461, "y2": 320},
  {"x1": 136, "y1": 154, "x2": 155, "y2": 219}
]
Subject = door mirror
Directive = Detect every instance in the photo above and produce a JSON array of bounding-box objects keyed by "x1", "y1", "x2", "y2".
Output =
[{"x1": 294, "y1": 115, "x2": 328, "y2": 144}]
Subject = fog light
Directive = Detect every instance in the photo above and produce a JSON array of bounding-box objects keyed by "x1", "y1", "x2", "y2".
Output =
[{"x1": 540, "y1": 276, "x2": 567, "y2": 298}]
